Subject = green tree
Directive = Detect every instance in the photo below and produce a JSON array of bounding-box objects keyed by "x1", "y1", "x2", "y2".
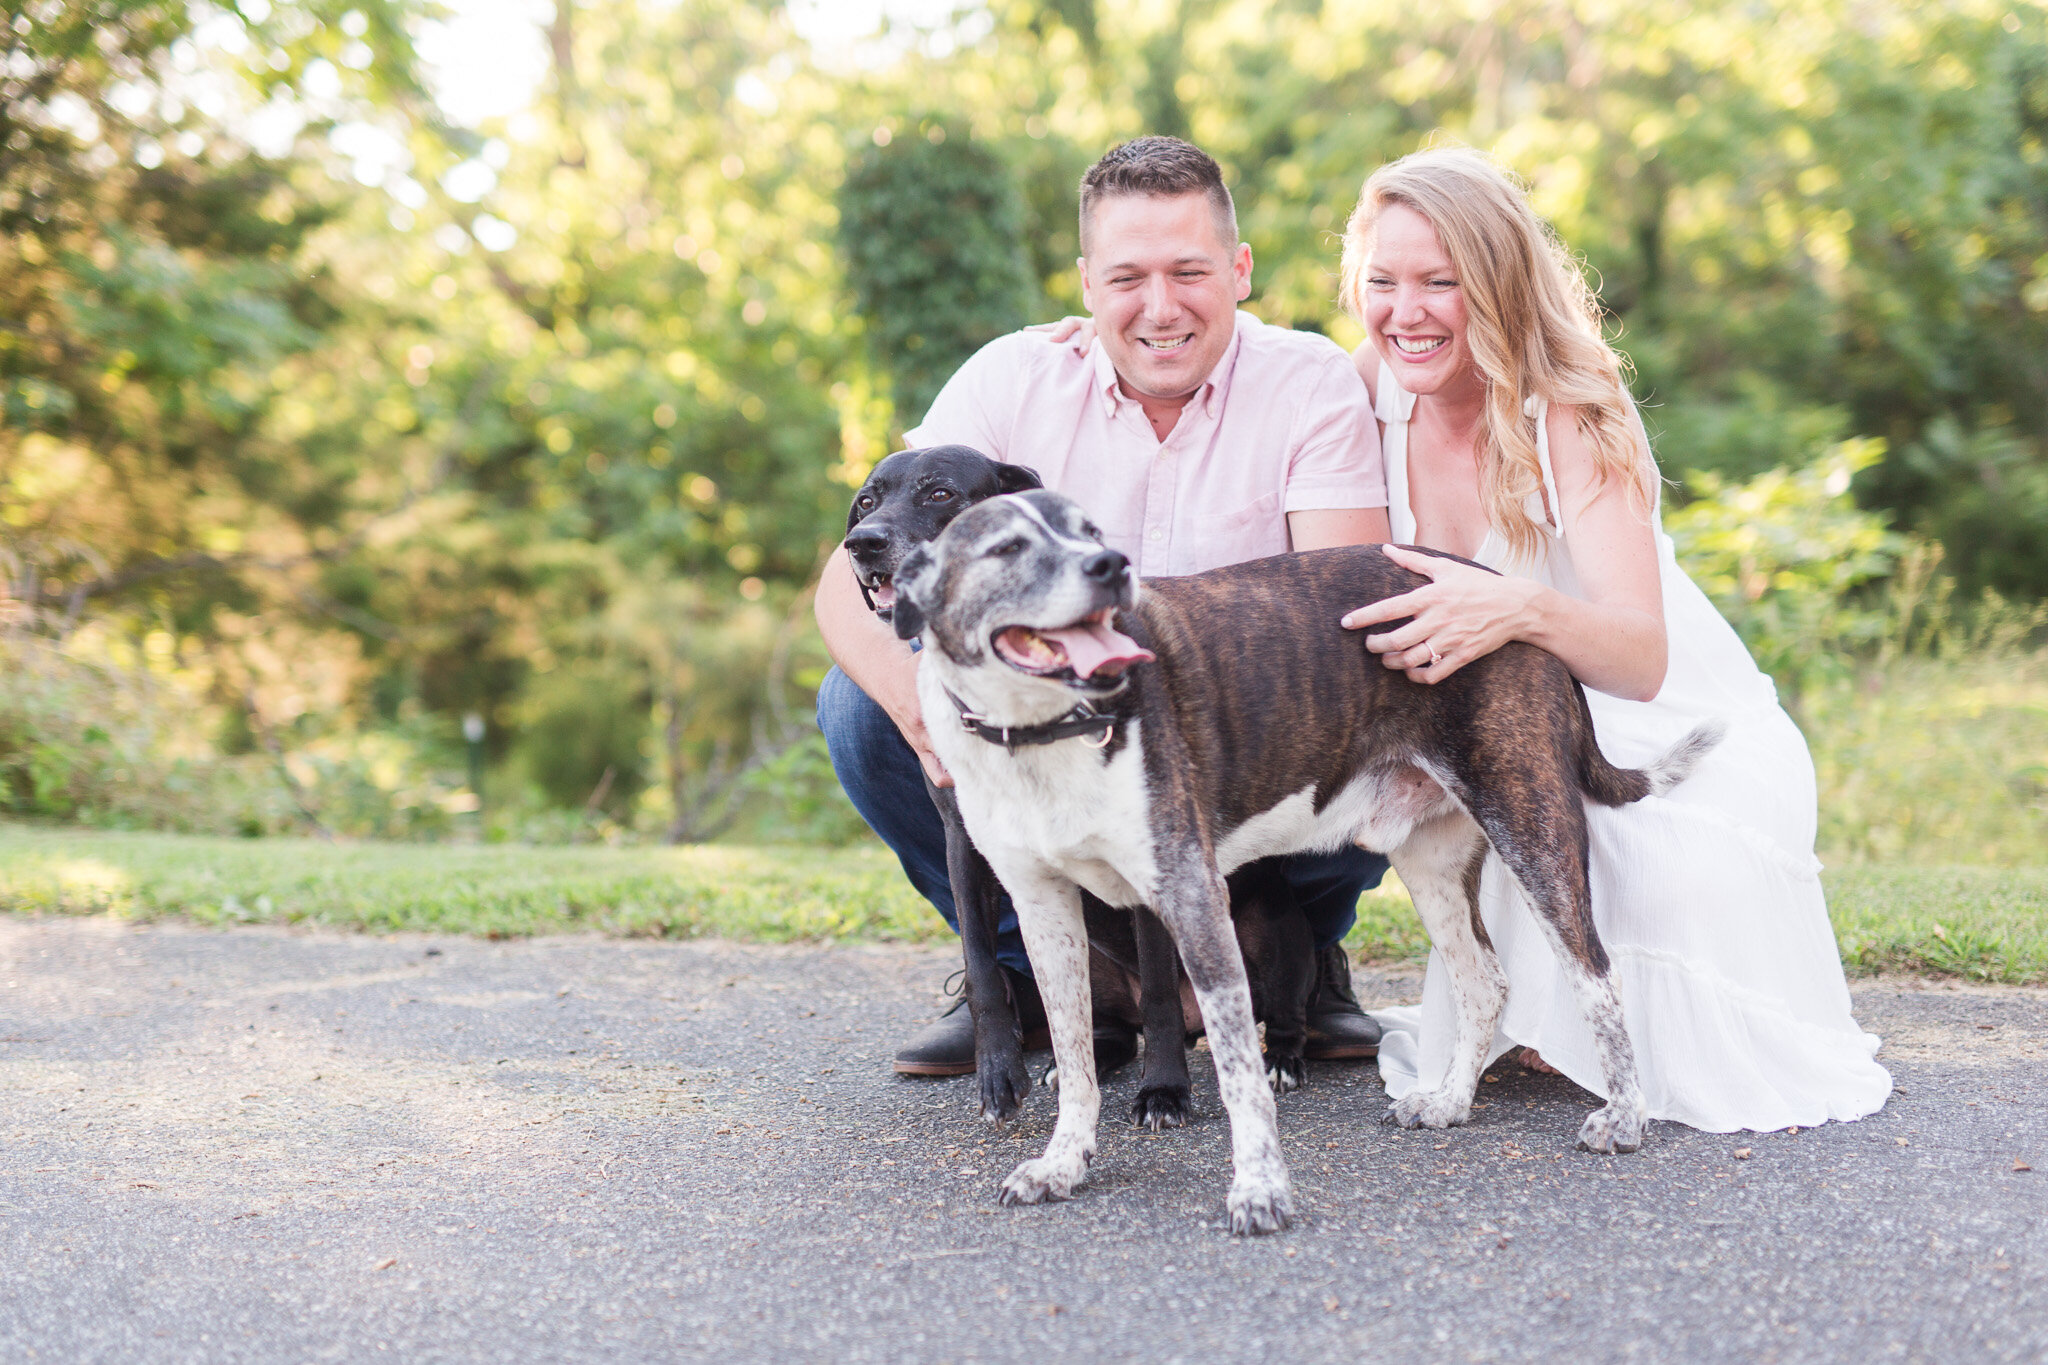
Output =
[{"x1": 837, "y1": 120, "x2": 1037, "y2": 426}]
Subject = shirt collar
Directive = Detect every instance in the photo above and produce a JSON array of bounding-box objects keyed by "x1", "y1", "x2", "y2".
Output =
[{"x1": 1092, "y1": 313, "x2": 1246, "y2": 423}]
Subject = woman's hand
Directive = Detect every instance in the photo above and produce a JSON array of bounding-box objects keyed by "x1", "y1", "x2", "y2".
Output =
[
  {"x1": 1341, "y1": 545, "x2": 1541, "y2": 684},
  {"x1": 1024, "y1": 315, "x2": 1096, "y2": 354}
]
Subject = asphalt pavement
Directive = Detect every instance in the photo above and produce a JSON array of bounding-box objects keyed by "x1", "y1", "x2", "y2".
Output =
[{"x1": 0, "y1": 913, "x2": 2043, "y2": 1363}]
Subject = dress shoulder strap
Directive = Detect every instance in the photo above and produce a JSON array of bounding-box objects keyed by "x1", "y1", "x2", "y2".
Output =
[
  {"x1": 1522, "y1": 393, "x2": 1565, "y2": 539},
  {"x1": 1374, "y1": 359, "x2": 1416, "y2": 424},
  {"x1": 1376, "y1": 360, "x2": 1417, "y2": 544}
]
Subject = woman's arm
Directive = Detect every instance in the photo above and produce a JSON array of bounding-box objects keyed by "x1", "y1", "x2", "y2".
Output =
[{"x1": 1341, "y1": 404, "x2": 1668, "y2": 702}]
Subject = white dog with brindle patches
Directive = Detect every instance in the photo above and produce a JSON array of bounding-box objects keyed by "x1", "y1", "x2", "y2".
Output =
[{"x1": 890, "y1": 489, "x2": 1719, "y2": 1235}]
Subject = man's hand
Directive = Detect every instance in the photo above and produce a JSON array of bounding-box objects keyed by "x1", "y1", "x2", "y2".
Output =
[{"x1": 870, "y1": 650, "x2": 953, "y2": 788}]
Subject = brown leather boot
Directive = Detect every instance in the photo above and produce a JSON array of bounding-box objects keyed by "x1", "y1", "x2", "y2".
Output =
[
  {"x1": 1304, "y1": 944, "x2": 1381, "y2": 1059},
  {"x1": 893, "y1": 968, "x2": 1050, "y2": 1076}
]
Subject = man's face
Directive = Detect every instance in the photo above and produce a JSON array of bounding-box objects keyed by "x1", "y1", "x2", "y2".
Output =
[{"x1": 1079, "y1": 192, "x2": 1252, "y2": 403}]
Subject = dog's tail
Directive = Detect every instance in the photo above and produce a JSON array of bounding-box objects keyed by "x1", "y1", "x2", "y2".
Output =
[{"x1": 1575, "y1": 686, "x2": 1726, "y2": 806}]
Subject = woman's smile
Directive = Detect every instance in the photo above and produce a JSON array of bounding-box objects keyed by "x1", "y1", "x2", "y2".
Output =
[{"x1": 1390, "y1": 334, "x2": 1448, "y2": 356}]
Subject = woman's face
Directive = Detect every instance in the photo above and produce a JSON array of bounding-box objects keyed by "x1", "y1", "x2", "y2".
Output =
[{"x1": 1363, "y1": 203, "x2": 1477, "y2": 400}]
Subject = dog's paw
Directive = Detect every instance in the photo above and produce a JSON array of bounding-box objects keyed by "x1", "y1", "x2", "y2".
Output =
[
  {"x1": 979, "y1": 1055, "x2": 1032, "y2": 1126},
  {"x1": 1575, "y1": 1102, "x2": 1646, "y2": 1155},
  {"x1": 1130, "y1": 1083, "x2": 1193, "y2": 1130},
  {"x1": 1266, "y1": 1051, "x2": 1306, "y2": 1096},
  {"x1": 1382, "y1": 1088, "x2": 1471, "y2": 1130},
  {"x1": 998, "y1": 1154, "x2": 1088, "y2": 1206},
  {"x1": 1226, "y1": 1175, "x2": 1294, "y2": 1236}
]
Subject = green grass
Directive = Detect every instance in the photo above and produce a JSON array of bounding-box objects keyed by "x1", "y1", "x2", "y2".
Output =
[
  {"x1": 1824, "y1": 864, "x2": 2048, "y2": 983},
  {"x1": 0, "y1": 823, "x2": 2043, "y2": 984},
  {"x1": 0, "y1": 823, "x2": 942, "y2": 943}
]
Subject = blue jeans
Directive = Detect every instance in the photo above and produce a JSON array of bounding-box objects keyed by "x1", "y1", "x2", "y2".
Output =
[{"x1": 816, "y1": 665, "x2": 1390, "y2": 979}]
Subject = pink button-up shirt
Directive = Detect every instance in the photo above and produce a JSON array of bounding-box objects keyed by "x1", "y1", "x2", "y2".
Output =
[{"x1": 903, "y1": 312, "x2": 1387, "y2": 579}]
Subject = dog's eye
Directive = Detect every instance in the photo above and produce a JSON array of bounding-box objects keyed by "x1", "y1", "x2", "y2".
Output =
[
  {"x1": 857, "y1": 495, "x2": 875, "y2": 511},
  {"x1": 928, "y1": 489, "x2": 953, "y2": 502},
  {"x1": 989, "y1": 539, "x2": 1027, "y2": 557}
]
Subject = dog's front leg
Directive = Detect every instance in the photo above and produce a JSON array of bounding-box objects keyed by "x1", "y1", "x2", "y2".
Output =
[
  {"x1": 931, "y1": 782, "x2": 1029, "y2": 1124},
  {"x1": 992, "y1": 871, "x2": 1098, "y2": 1207},
  {"x1": 1130, "y1": 906, "x2": 1193, "y2": 1129},
  {"x1": 1156, "y1": 861, "x2": 1292, "y2": 1235}
]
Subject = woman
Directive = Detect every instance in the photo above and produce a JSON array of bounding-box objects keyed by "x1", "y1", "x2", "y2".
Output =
[{"x1": 1339, "y1": 147, "x2": 1890, "y2": 1132}]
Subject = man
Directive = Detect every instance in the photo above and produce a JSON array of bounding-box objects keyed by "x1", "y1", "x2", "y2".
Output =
[{"x1": 816, "y1": 136, "x2": 1393, "y2": 1075}]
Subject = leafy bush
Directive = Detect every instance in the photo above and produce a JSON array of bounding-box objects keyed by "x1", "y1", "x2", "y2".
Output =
[
  {"x1": 1667, "y1": 442, "x2": 2048, "y2": 864},
  {"x1": 726, "y1": 731, "x2": 872, "y2": 847},
  {"x1": 0, "y1": 632, "x2": 482, "y2": 840},
  {"x1": 0, "y1": 633, "x2": 287, "y2": 834},
  {"x1": 508, "y1": 661, "x2": 651, "y2": 815},
  {"x1": 1667, "y1": 439, "x2": 1908, "y2": 699}
]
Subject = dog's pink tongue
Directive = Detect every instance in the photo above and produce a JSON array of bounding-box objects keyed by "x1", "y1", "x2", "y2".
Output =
[{"x1": 1040, "y1": 619, "x2": 1154, "y2": 680}]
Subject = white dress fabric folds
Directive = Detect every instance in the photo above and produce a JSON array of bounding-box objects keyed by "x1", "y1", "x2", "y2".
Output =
[{"x1": 1369, "y1": 364, "x2": 1892, "y2": 1133}]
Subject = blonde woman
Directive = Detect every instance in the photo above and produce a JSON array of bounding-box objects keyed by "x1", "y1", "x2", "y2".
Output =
[{"x1": 1338, "y1": 148, "x2": 1890, "y2": 1131}]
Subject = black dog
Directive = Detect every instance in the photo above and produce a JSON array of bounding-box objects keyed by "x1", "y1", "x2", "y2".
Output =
[
  {"x1": 1082, "y1": 862, "x2": 1318, "y2": 1122},
  {"x1": 845, "y1": 445, "x2": 1047, "y2": 1121},
  {"x1": 844, "y1": 446, "x2": 1325, "y2": 1127}
]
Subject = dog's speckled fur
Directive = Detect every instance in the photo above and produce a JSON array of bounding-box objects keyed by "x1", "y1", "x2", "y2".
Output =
[{"x1": 894, "y1": 490, "x2": 1720, "y2": 1230}]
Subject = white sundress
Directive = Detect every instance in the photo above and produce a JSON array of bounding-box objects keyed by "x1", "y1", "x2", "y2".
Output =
[{"x1": 1369, "y1": 362, "x2": 1892, "y2": 1133}]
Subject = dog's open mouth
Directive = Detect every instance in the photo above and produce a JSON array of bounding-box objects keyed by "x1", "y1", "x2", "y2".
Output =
[
  {"x1": 867, "y1": 576, "x2": 896, "y2": 612},
  {"x1": 993, "y1": 608, "x2": 1154, "y2": 682}
]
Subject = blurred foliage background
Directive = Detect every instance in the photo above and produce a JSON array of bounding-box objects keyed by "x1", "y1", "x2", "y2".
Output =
[{"x1": 1, "y1": 0, "x2": 2045, "y2": 861}]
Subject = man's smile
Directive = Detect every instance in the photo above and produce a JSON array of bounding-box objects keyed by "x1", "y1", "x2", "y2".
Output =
[{"x1": 1139, "y1": 334, "x2": 1194, "y2": 353}]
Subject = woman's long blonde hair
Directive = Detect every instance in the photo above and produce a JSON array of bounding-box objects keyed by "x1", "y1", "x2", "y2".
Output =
[{"x1": 1339, "y1": 147, "x2": 1652, "y2": 561}]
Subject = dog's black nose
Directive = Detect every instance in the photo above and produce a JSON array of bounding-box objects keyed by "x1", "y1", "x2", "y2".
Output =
[
  {"x1": 1081, "y1": 548, "x2": 1129, "y2": 583},
  {"x1": 845, "y1": 524, "x2": 888, "y2": 556}
]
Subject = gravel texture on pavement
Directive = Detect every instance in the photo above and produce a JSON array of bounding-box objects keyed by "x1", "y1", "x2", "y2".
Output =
[{"x1": 0, "y1": 914, "x2": 2042, "y2": 1363}]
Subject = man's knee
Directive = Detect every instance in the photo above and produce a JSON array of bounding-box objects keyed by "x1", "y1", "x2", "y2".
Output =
[{"x1": 1283, "y1": 846, "x2": 1390, "y2": 949}]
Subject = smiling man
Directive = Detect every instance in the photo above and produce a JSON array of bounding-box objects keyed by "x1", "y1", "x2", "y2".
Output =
[{"x1": 815, "y1": 137, "x2": 1395, "y2": 1077}]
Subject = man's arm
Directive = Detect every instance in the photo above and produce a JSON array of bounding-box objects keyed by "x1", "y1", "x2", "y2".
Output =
[
  {"x1": 1289, "y1": 506, "x2": 1390, "y2": 550},
  {"x1": 1281, "y1": 349, "x2": 1391, "y2": 549},
  {"x1": 902, "y1": 333, "x2": 1030, "y2": 455},
  {"x1": 822, "y1": 332, "x2": 1043, "y2": 788},
  {"x1": 815, "y1": 546, "x2": 951, "y2": 786}
]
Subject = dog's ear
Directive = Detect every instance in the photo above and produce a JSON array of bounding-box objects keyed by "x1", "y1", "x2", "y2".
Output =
[
  {"x1": 995, "y1": 462, "x2": 1042, "y2": 494},
  {"x1": 891, "y1": 546, "x2": 933, "y2": 641}
]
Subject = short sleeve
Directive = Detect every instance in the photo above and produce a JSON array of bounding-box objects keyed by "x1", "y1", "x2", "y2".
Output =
[
  {"x1": 901, "y1": 333, "x2": 1030, "y2": 458},
  {"x1": 1281, "y1": 353, "x2": 1389, "y2": 513}
]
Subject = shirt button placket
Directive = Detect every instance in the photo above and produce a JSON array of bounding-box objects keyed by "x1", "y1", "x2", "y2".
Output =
[{"x1": 1145, "y1": 440, "x2": 1176, "y2": 576}]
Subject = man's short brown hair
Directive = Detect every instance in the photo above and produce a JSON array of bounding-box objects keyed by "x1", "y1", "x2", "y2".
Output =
[{"x1": 1078, "y1": 136, "x2": 1239, "y2": 256}]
